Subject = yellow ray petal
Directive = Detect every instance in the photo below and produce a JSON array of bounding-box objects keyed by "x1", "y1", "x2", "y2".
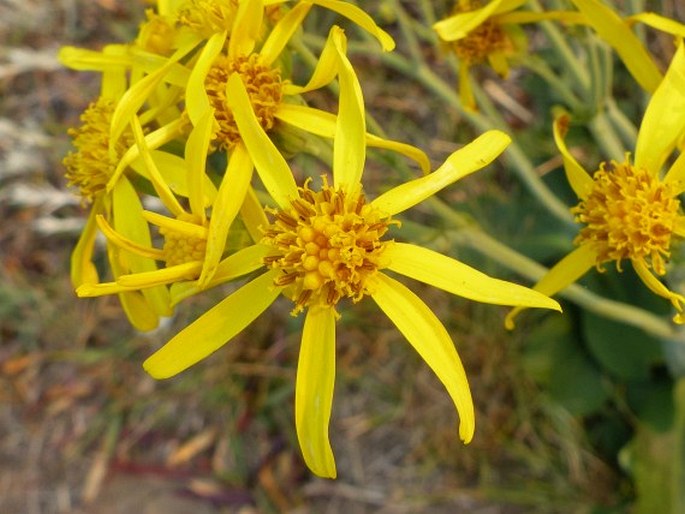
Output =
[
  {"x1": 77, "y1": 280, "x2": 133, "y2": 297},
  {"x1": 632, "y1": 259, "x2": 685, "y2": 323},
  {"x1": 96, "y1": 214, "x2": 166, "y2": 261},
  {"x1": 143, "y1": 270, "x2": 281, "y2": 379},
  {"x1": 117, "y1": 261, "x2": 203, "y2": 288},
  {"x1": 185, "y1": 109, "x2": 216, "y2": 223},
  {"x1": 141, "y1": 210, "x2": 208, "y2": 239},
  {"x1": 331, "y1": 27, "x2": 366, "y2": 193},
  {"x1": 487, "y1": 50, "x2": 509, "y2": 78},
  {"x1": 553, "y1": 113, "x2": 593, "y2": 199},
  {"x1": 296, "y1": 306, "x2": 337, "y2": 478},
  {"x1": 635, "y1": 42, "x2": 685, "y2": 173},
  {"x1": 433, "y1": 0, "x2": 506, "y2": 42},
  {"x1": 275, "y1": 104, "x2": 431, "y2": 173},
  {"x1": 71, "y1": 204, "x2": 101, "y2": 288},
  {"x1": 308, "y1": 0, "x2": 395, "y2": 51},
  {"x1": 664, "y1": 150, "x2": 685, "y2": 192},
  {"x1": 199, "y1": 144, "x2": 254, "y2": 287},
  {"x1": 282, "y1": 26, "x2": 339, "y2": 95},
  {"x1": 130, "y1": 115, "x2": 185, "y2": 217},
  {"x1": 458, "y1": 61, "x2": 476, "y2": 111},
  {"x1": 495, "y1": 10, "x2": 586, "y2": 25},
  {"x1": 186, "y1": 31, "x2": 227, "y2": 125},
  {"x1": 58, "y1": 45, "x2": 132, "y2": 72},
  {"x1": 171, "y1": 244, "x2": 270, "y2": 305},
  {"x1": 386, "y1": 242, "x2": 561, "y2": 310},
  {"x1": 371, "y1": 130, "x2": 510, "y2": 216},
  {"x1": 505, "y1": 244, "x2": 597, "y2": 329},
  {"x1": 259, "y1": 2, "x2": 312, "y2": 65},
  {"x1": 569, "y1": 0, "x2": 661, "y2": 93},
  {"x1": 372, "y1": 273, "x2": 475, "y2": 444},
  {"x1": 241, "y1": 185, "x2": 270, "y2": 244},
  {"x1": 227, "y1": 0, "x2": 263, "y2": 60},
  {"x1": 627, "y1": 12, "x2": 685, "y2": 38},
  {"x1": 225, "y1": 73, "x2": 297, "y2": 208}
]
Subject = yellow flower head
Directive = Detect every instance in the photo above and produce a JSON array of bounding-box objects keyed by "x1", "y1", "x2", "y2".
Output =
[
  {"x1": 263, "y1": 176, "x2": 396, "y2": 314},
  {"x1": 448, "y1": 0, "x2": 513, "y2": 66},
  {"x1": 63, "y1": 98, "x2": 133, "y2": 204},
  {"x1": 507, "y1": 42, "x2": 685, "y2": 328},
  {"x1": 136, "y1": 9, "x2": 178, "y2": 55},
  {"x1": 141, "y1": 27, "x2": 559, "y2": 479}
]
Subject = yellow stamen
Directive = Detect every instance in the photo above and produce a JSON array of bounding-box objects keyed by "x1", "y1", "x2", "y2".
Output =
[
  {"x1": 573, "y1": 158, "x2": 682, "y2": 275},
  {"x1": 160, "y1": 213, "x2": 208, "y2": 267},
  {"x1": 262, "y1": 177, "x2": 396, "y2": 315},
  {"x1": 176, "y1": 0, "x2": 239, "y2": 37},
  {"x1": 205, "y1": 53, "x2": 283, "y2": 150}
]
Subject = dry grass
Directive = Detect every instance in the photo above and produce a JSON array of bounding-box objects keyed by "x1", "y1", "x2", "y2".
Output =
[{"x1": 0, "y1": 1, "x2": 623, "y2": 513}]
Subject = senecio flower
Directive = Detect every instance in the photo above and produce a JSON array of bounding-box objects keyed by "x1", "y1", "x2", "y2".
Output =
[
  {"x1": 142, "y1": 27, "x2": 560, "y2": 478},
  {"x1": 507, "y1": 43, "x2": 685, "y2": 328}
]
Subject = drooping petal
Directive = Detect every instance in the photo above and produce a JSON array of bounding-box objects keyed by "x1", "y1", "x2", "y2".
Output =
[
  {"x1": 58, "y1": 45, "x2": 132, "y2": 73},
  {"x1": 96, "y1": 214, "x2": 166, "y2": 261},
  {"x1": 331, "y1": 27, "x2": 366, "y2": 193},
  {"x1": 505, "y1": 244, "x2": 597, "y2": 329},
  {"x1": 143, "y1": 270, "x2": 281, "y2": 379},
  {"x1": 185, "y1": 31, "x2": 227, "y2": 125},
  {"x1": 227, "y1": 0, "x2": 263, "y2": 60},
  {"x1": 386, "y1": 242, "x2": 561, "y2": 310},
  {"x1": 308, "y1": 0, "x2": 395, "y2": 51},
  {"x1": 371, "y1": 130, "x2": 510, "y2": 216},
  {"x1": 117, "y1": 261, "x2": 203, "y2": 288},
  {"x1": 259, "y1": 2, "x2": 312, "y2": 65},
  {"x1": 627, "y1": 12, "x2": 685, "y2": 38},
  {"x1": 282, "y1": 26, "x2": 339, "y2": 95},
  {"x1": 199, "y1": 144, "x2": 254, "y2": 287},
  {"x1": 632, "y1": 259, "x2": 685, "y2": 323},
  {"x1": 569, "y1": 0, "x2": 661, "y2": 93},
  {"x1": 225, "y1": 73, "x2": 297, "y2": 208},
  {"x1": 433, "y1": 0, "x2": 506, "y2": 42},
  {"x1": 635, "y1": 42, "x2": 685, "y2": 173},
  {"x1": 372, "y1": 273, "x2": 475, "y2": 444},
  {"x1": 553, "y1": 113, "x2": 594, "y2": 199},
  {"x1": 142, "y1": 210, "x2": 208, "y2": 240},
  {"x1": 70, "y1": 203, "x2": 101, "y2": 288},
  {"x1": 296, "y1": 306, "x2": 337, "y2": 479},
  {"x1": 275, "y1": 104, "x2": 431, "y2": 173}
]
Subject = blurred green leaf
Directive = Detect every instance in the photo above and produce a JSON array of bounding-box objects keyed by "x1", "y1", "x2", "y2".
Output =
[{"x1": 626, "y1": 377, "x2": 674, "y2": 432}]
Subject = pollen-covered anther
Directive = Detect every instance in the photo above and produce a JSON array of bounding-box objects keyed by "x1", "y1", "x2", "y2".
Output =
[
  {"x1": 262, "y1": 178, "x2": 396, "y2": 314},
  {"x1": 205, "y1": 54, "x2": 283, "y2": 150},
  {"x1": 572, "y1": 159, "x2": 683, "y2": 275},
  {"x1": 159, "y1": 214, "x2": 208, "y2": 267},
  {"x1": 63, "y1": 97, "x2": 134, "y2": 204}
]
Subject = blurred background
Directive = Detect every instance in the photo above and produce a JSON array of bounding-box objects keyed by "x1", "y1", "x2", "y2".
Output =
[{"x1": 2, "y1": 1, "x2": 684, "y2": 512}]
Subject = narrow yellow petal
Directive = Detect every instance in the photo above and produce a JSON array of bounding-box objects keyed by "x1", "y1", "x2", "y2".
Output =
[
  {"x1": 664, "y1": 150, "x2": 685, "y2": 192},
  {"x1": 458, "y1": 61, "x2": 476, "y2": 111},
  {"x1": 240, "y1": 185, "x2": 270, "y2": 244},
  {"x1": 143, "y1": 270, "x2": 281, "y2": 379},
  {"x1": 635, "y1": 42, "x2": 685, "y2": 173},
  {"x1": 275, "y1": 104, "x2": 431, "y2": 174},
  {"x1": 487, "y1": 50, "x2": 509, "y2": 78},
  {"x1": 185, "y1": 109, "x2": 216, "y2": 223},
  {"x1": 505, "y1": 244, "x2": 597, "y2": 329},
  {"x1": 130, "y1": 115, "x2": 186, "y2": 217},
  {"x1": 96, "y1": 214, "x2": 166, "y2": 261},
  {"x1": 569, "y1": 0, "x2": 661, "y2": 93},
  {"x1": 117, "y1": 261, "x2": 202, "y2": 288},
  {"x1": 632, "y1": 259, "x2": 685, "y2": 323},
  {"x1": 495, "y1": 10, "x2": 586, "y2": 25},
  {"x1": 433, "y1": 0, "x2": 506, "y2": 41},
  {"x1": 386, "y1": 242, "x2": 561, "y2": 310},
  {"x1": 170, "y1": 244, "x2": 269, "y2": 305},
  {"x1": 371, "y1": 130, "x2": 510, "y2": 216},
  {"x1": 58, "y1": 45, "x2": 132, "y2": 72},
  {"x1": 493, "y1": 0, "x2": 527, "y2": 14},
  {"x1": 553, "y1": 113, "x2": 594, "y2": 199},
  {"x1": 372, "y1": 273, "x2": 475, "y2": 444},
  {"x1": 225, "y1": 74, "x2": 297, "y2": 208},
  {"x1": 227, "y1": 0, "x2": 263, "y2": 60},
  {"x1": 627, "y1": 12, "x2": 685, "y2": 38},
  {"x1": 296, "y1": 306, "x2": 338, "y2": 478},
  {"x1": 141, "y1": 210, "x2": 208, "y2": 240},
  {"x1": 77, "y1": 281, "x2": 132, "y2": 297},
  {"x1": 282, "y1": 26, "x2": 339, "y2": 95},
  {"x1": 308, "y1": 0, "x2": 395, "y2": 51},
  {"x1": 259, "y1": 2, "x2": 312, "y2": 65},
  {"x1": 331, "y1": 27, "x2": 366, "y2": 193},
  {"x1": 71, "y1": 204, "x2": 101, "y2": 287},
  {"x1": 199, "y1": 145, "x2": 254, "y2": 286},
  {"x1": 186, "y1": 31, "x2": 227, "y2": 125}
]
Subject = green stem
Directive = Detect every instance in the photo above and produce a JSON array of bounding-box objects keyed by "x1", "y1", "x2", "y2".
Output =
[
  {"x1": 519, "y1": 57, "x2": 583, "y2": 111},
  {"x1": 606, "y1": 97, "x2": 638, "y2": 148}
]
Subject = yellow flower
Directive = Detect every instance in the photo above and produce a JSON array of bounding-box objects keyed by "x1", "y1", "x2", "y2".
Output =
[
  {"x1": 142, "y1": 27, "x2": 560, "y2": 478},
  {"x1": 433, "y1": 0, "x2": 561, "y2": 109},
  {"x1": 506, "y1": 42, "x2": 685, "y2": 329}
]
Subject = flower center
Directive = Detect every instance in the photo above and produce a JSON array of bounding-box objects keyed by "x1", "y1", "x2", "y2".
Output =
[
  {"x1": 205, "y1": 54, "x2": 283, "y2": 150},
  {"x1": 160, "y1": 214, "x2": 208, "y2": 267},
  {"x1": 572, "y1": 159, "x2": 682, "y2": 275},
  {"x1": 451, "y1": 0, "x2": 509, "y2": 64},
  {"x1": 262, "y1": 178, "x2": 395, "y2": 314},
  {"x1": 63, "y1": 98, "x2": 133, "y2": 203},
  {"x1": 136, "y1": 9, "x2": 177, "y2": 55},
  {"x1": 176, "y1": 0, "x2": 239, "y2": 37}
]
